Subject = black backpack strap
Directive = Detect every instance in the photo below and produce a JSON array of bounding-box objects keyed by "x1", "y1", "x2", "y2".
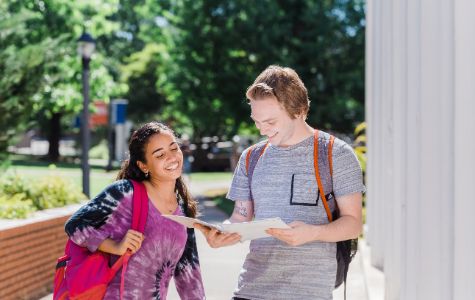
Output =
[{"x1": 245, "y1": 142, "x2": 269, "y2": 201}]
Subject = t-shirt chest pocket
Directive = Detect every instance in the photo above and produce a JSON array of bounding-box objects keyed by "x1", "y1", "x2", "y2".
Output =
[{"x1": 290, "y1": 173, "x2": 320, "y2": 206}]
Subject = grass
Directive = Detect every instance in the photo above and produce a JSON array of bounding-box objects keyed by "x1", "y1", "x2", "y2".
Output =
[
  {"x1": 5, "y1": 160, "x2": 233, "y2": 198},
  {"x1": 189, "y1": 172, "x2": 233, "y2": 182}
]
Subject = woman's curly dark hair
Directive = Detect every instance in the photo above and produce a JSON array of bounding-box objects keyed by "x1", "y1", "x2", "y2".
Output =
[{"x1": 117, "y1": 121, "x2": 197, "y2": 217}]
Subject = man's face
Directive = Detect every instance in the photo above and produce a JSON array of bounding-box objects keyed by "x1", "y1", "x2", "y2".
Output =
[{"x1": 250, "y1": 96, "x2": 298, "y2": 146}]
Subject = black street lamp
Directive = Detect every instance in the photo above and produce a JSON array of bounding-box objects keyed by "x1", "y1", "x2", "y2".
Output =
[{"x1": 77, "y1": 31, "x2": 95, "y2": 198}]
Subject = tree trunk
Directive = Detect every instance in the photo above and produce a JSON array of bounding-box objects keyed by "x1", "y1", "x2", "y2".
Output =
[{"x1": 47, "y1": 112, "x2": 61, "y2": 162}]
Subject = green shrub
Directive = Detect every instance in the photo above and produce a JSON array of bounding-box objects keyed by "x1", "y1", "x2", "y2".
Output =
[
  {"x1": 0, "y1": 173, "x2": 34, "y2": 199},
  {"x1": 0, "y1": 193, "x2": 36, "y2": 219},
  {"x1": 0, "y1": 173, "x2": 86, "y2": 219},
  {"x1": 31, "y1": 175, "x2": 86, "y2": 209},
  {"x1": 352, "y1": 122, "x2": 367, "y2": 176}
]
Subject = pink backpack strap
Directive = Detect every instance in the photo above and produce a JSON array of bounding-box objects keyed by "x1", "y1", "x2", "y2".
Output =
[{"x1": 118, "y1": 180, "x2": 149, "y2": 300}]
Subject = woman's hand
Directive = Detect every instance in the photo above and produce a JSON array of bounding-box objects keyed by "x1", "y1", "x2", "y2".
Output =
[
  {"x1": 194, "y1": 224, "x2": 241, "y2": 248},
  {"x1": 115, "y1": 229, "x2": 145, "y2": 255}
]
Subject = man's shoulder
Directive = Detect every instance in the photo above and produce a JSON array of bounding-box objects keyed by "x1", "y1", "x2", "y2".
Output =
[
  {"x1": 317, "y1": 130, "x2": 353, "y2": 153},
  {"x1": 240, "y1": 140, "x2": 268, "y2": 158}
]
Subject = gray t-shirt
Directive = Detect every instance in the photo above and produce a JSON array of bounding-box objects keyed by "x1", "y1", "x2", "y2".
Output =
[{"x1": 226, "y1": 131, "x2": 365, "y2": 300}]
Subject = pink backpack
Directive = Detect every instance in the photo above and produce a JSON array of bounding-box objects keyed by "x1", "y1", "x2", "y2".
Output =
[{"x1": 53, "y1": 180, "x2": 148, "y2": 300}]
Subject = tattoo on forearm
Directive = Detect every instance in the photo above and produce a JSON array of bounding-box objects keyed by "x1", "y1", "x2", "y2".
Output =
[{"x1": 234, "y1": 202, "x2": 248, "y2": 217}]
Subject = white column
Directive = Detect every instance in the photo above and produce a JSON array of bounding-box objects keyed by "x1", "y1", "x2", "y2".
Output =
[
  {"x1": 366, "y1": 0, "x2": 385, "y2": 270},
  {"x1": 400, "y1": 0, "x2": 421, "y2": 298},
  {"x1": 365, "y1": 0, "x2": 474, "y2": 299},
  {"x1": 453, "y1": 0, "x2": 475, "y2": 298},
  {"x1": 383, "y1": 0, "x2": 406, "y2": 299},
  {"x1": 417, "y1": 0, "x2": 454, "y2": 299}
]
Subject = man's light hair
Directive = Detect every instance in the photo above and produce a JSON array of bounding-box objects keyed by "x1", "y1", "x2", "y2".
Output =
[{"x1": 246, "y1": 65, "x2": 310, "y2": 119}]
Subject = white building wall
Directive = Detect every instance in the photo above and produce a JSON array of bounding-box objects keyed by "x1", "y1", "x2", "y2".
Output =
[{"x1": 365, "y1": 0, "x2": 475, "y2": 299}]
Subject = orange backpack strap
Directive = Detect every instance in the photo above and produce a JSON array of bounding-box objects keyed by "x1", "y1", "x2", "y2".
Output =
[{"x1": 314, "y1": 130, "x2": 334, "y2": 222}]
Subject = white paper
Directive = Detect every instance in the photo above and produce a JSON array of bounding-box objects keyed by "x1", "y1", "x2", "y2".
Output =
[
  {"x1": 162, "y1": 215, "x2": 290, "y2": 241},
  {"x1": 162, "y1": 215, "x2": 222, "y2": 231}
]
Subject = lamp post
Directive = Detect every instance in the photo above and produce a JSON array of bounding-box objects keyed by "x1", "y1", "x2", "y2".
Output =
[{"x1": 77, "y1": 32, "x2": 95, "y2": 198}]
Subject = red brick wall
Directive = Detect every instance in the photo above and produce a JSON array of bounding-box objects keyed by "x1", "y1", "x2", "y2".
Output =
[{"x1": 0, "y1": 215, "x2": 70, "y2": 300}]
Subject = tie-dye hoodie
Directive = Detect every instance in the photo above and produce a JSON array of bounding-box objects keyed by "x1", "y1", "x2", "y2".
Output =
[{"x1": 65, "y1": 179, "x2": 205, "y2": 300}]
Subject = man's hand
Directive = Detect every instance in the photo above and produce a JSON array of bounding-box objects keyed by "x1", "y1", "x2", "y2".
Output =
[
  {"x1": 266, "y1": 221, "x2": 317, "y2": 246},
  {"x1": 194, "y1": 224, "x2": 241, "y2": 248}
]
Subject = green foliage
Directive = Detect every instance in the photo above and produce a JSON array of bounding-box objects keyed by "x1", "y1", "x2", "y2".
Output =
[
  {"x1": 0, "y1": 173, "x2": 34, "y2": 200},
  {"x1": 352, "y1": 121, "x2": 366, "y2": 175},
  {"x1": 0, "y1": 9, "x2": 61, "y2": 156},
  {"x1": 0, "y1": 194, "x2": 35, "y2": 219},
  {"x1": 1, "y1": 0, "x2": 366, "y2": 160},
  {"x1": 156, "y1": 0, "x2": 366, "y2": 137},
  {"x1": 0, "y1": 173, "x2": 86, "y2": 219},
  {"x1": 120, "y1": 44, "x2": 168, "y2": 121},
  {"x1": 0, "y1": 1, "x2": 124, "y2": 160},
  {"x1": 32, "y1": 175, "x2": 86, "y2": 209}
]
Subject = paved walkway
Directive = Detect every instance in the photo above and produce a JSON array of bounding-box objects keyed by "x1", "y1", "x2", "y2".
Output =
[{"x1": 41, "y1": 177, "x2": 374, "y2": 300}]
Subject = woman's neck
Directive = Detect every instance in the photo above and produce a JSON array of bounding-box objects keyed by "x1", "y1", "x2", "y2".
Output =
[{"x1": 146, "y1": 178, "x2": 176, "y2": 201}]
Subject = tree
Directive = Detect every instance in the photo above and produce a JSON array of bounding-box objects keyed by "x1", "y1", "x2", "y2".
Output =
[
  {"x1": 1, "y1": 0, "x2": 124, "y2": 161},
  {"x1": 159, "y1": 0, "x2": 365, "y2": 137},
  {"x1": 0, "y1": 8, "x2": 61, "y2": 161}
]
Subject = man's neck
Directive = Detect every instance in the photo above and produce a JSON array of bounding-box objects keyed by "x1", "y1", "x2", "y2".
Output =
[{"x1": 278, "y1": 121, "x2": 314, "y2": 147}]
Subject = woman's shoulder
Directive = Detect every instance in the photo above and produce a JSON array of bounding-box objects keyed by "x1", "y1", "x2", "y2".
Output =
[
  {"x1": 100, "y1": 179, "x2": 134, "y2": 199},
  {"x1": 65, "y1": 179, "x2": 135, "y2": 235}
]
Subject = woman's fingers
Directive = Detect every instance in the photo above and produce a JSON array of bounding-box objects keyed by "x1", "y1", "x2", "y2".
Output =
[
  {"x1": 208, "y1": 231, "x2": 241, "y2": 248},
  {"x1": 126, "y1": 238, "x2": 140, "y2": 253},
  {"x1": 124, "y1": 230, "x2": 144, "y2": 253},
  {"x1": 127, "y1": 230, "x2": 144, "y2": 241},
  {"x1": 194, "y1": 224, "x2": 242, "y2": 248}
]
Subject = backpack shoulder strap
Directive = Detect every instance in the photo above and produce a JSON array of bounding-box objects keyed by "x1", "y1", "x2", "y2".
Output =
[
  {"x1": 131, "y1": 180, "x2": 148, "y2": 233},
  {"x1": 245, "y1": 142, "x2": 269, "y2": 200},
  {"x1": 314, "y1": 130, "x2": 334, "y2": 222},
  {"x1": 245, "y1": 142, "x2": 269, "y2": 176},
  {"x1": 118, "y1": 180, "x2": 149, "y2": 300}
]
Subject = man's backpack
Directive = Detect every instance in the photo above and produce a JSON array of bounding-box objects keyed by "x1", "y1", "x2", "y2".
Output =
[
  {"x1": 53, "y1": 180, "x2": 149, "y2": 300},
  {"x1": 245, "y1": 130, "x2": 358, "y2": 295}
]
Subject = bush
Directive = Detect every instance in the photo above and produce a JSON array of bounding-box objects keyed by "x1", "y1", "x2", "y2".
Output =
[
  {"x1": 0, "y1": 173, "x2": 86, "y2": 219},
  {"x1": 0, "y1": 193, "x2": 35, "y2": 219},
  {"x1": 32, "y1": 175, "x2": 86, "y2": 209}
]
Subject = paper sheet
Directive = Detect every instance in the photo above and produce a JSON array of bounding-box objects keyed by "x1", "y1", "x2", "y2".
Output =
[{"x1": 162, "y1": 215, "x2": 290, "y2": 241}]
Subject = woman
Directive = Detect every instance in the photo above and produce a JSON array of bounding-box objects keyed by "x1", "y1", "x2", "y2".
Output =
[{"x1": 65, "y1": 121, "x2": 205, "y2": 299}]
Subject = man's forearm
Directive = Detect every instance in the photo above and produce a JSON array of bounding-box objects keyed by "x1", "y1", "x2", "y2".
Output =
[
  {"x1": 310, "y1": 215, "x2": 362, "y2": 242},
  {"x1": 225, "y1": 212, "x2": 251, "y2": 223},
  {"x1": 227, "y1": 200, "x2": 254, "y2": 223}
]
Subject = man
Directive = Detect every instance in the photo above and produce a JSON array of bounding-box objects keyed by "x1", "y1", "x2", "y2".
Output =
[{"x1": 195, "y1": 65, "x2": 364, "y2": 300}]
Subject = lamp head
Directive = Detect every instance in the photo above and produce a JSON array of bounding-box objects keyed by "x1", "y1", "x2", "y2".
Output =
[{"x1": 77, "y1": 32, "x2": 95, "y2": 59}]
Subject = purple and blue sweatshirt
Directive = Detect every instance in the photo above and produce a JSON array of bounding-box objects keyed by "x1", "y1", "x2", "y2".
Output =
[{"x1": 65, "y1": 179, "x2": 205, "y2": 300}]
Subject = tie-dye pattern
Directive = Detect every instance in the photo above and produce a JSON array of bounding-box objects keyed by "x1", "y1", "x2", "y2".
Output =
[{"x1": 65, "y1": 180, "x2": 205, "y2": 300}]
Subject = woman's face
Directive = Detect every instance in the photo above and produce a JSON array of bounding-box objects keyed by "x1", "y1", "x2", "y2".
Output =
[{"x1": 137, "y1": 131, "x2": 184, "y2": 182}]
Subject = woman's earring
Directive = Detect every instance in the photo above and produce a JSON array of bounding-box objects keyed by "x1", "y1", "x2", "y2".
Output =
[{"x1": 144, "y1": 170, "x2": 149, "y2": 178}]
